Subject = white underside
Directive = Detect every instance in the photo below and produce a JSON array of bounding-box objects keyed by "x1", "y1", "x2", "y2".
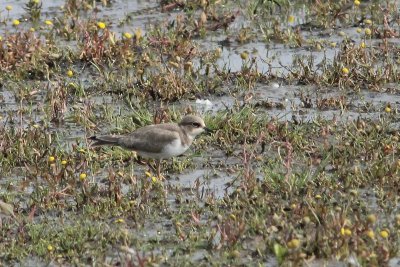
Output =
[{"x1": 137, "y1": 139, "x2": 190, "y2": 159}]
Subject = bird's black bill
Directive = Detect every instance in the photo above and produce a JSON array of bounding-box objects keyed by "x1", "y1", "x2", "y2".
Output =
[{"x1": 204, "y1": 127, "x2": 214, "y2": 135}]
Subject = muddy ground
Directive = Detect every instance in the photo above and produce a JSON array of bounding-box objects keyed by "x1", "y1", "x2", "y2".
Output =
[{"x1": 1, "y1": 0, "x2": 400, "y2": 266}]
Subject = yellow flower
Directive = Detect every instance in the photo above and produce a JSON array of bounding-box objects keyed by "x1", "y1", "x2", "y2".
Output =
[
  {"x1": 287, "y1": 239, "x2": 300, "y2": 249},
  {"x1": 360, "y1": 42, "x2": 366, "y2": 48},
  {"x1": 115, "y1": 218, "x2": 125, "y2": 223},
  {"x1": 32, "y1": 0, "x2": 40, "y2": 4},
  {"x1": 123, "y1": 32, "x2": 132, "y2": 39},
  {"x1": 364, "y1": 19, "x2": 372, "y2": 25},
  {"x1": 79, "y1": 173, "x2": 87, "y2": 181},
  {"x1": 356, "y1": 28, "x2": 362, "y2": 33},
  {"x1": 342, "y1": 67, "x2": 349, "y2": 75},
  {"x1": 61, "y1": 160, "x2": 67, "y2": 165},
  {"x1": 30, "y1": 27, "x2": 35, "y2": 32},
  {"x1": 45, "y1": 20, "x2": 53, "y2": 26},
  {"x1": 151, "y1": 176, "x2": 157, "y2": 183},
  {"x1": 6, "y1": 5, "x2": 13, "y2": 11},
  {"x1": 341, "y1": 227, "x2": 352, "y2": 236},
  {"x1": 66, "y1": 70, "x2": 73, "y2": 77},
  {"x1": 380, "y1": 230, "x2": 389, "y2": 238},
  {"x1": 97, "y1": 22, "x2": 106, "y2": 29},
  {"x1": 354, "y1": 0, "x2": 360, "y2": 5},
  {"x1": 12, "y1": 19, "x2": 20, "y2": 26},
  {"x1": 330, "y1": 42, "x2": 337, "y2": 48},
  {"x1": 240, "y1": 52, "x2": 248, "y2": 60},
  {"x1": 145, "y1": 171, "x2": 152, "y2": 177},
  {"x1": 288, "y1": 15, "x2": 295, "y2": 23},
  {"x1": 48, "y1": 156, "x2": 55, "y2": 163},
  {"x1": 315, "y1": 194, "x2": 322, "y2": 199},
  {"x1": 367, "y1": 214, "x2": 377, "y2": 224},
  {"x1": 366, "y1": 230, "x2": 375, "y2": 239},
  {"x1": 135, "y1": 28, "x2": 142, "y2": 40},
  {"x1": 365, "y1": 28, "x2": 372, "y2": 35},
  {"x1": 385, "y1": 106, "x2": 391, "y2": 113},
  {"x1": 47, "y1": 245, "x2": 54, "y2": 252}
]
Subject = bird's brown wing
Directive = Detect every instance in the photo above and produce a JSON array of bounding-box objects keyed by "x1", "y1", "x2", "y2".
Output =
[{"x1": 117, "y1": 124, "x2": 181, "y2": 153}]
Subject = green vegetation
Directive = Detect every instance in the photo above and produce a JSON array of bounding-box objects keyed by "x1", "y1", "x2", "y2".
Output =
[{"x1": 0, "y1": 0, "x2": 399, "y2": 265}]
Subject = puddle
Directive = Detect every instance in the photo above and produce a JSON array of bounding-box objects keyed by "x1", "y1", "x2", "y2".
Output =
[
  {"x1": 2, "y1": 0, "x2": 161, "y2": 31},
  {"x1": 169, "y1": 168, "x2": 234, "y2": 199}
]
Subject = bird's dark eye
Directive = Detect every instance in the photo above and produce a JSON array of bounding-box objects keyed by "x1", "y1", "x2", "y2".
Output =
[{"x1": 192, "y1": 122, "x2": 201, "y2": 128}]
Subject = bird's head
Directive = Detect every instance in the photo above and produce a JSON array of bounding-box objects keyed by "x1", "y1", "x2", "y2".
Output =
[{"x1": 179, "y1": 115, "x2": 211, "y2": 138}]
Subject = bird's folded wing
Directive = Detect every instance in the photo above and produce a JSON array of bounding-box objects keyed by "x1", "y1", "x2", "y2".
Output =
[{"x1": 118, "y1": 125, "x2": 181, "y2": 153}]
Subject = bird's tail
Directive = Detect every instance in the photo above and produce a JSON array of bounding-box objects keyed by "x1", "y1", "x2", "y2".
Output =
[{"x1": 89, "y1": 135, "x2": 121, "y2": 147}]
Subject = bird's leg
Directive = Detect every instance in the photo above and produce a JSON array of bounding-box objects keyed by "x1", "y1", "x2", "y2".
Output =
[
  {"x1": 147, "y1": 160, "x2": 157, "y2": 173},
  {"x1": 156, "y1": 160, "x2": 161, "y2": 177},
  {"x1": 144, "y1": 159, "x2": 164, "y2": 180},
  {"x1": 156, "y1": 159, "x2": 161, "y2": 178},
  {"x1": 156, "y1": 159, "x2": 165, "y2": 180}
]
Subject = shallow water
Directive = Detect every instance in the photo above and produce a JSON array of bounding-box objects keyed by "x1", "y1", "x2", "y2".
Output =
[{"x1": 1, "y1": 0, "x2": 400, "y2": 265}]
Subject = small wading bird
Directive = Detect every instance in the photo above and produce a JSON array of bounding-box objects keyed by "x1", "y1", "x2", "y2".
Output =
[{"x1": 89, "y1": 115, "x2": 210, "y2": 178}]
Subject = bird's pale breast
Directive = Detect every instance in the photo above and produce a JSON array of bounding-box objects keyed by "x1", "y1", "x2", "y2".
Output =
[{"x1": 161, "y1": 138, "x2": 190, "y2": 158}]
